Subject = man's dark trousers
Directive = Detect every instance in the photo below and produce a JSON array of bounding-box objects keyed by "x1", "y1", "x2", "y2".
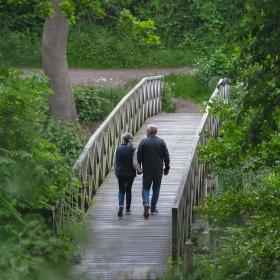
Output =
[
  {"x1": 142, "y1": 174, "x2": 162, "y2": 211},
  {"x1": 137, "y1": 135, "x2": 170, "y2": 211}
]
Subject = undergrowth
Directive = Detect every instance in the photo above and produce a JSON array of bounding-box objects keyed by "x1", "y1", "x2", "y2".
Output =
[{"x1": 0, "y1": 26, "x2": 195, "y2": 68}]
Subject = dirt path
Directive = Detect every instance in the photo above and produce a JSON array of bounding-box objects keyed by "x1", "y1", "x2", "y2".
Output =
[
  {"x1": 175, "y1": 98, "x2": 200, "y2": 113},
  {"x1": 69, "y1": 67, "x2": 195, "y2": 88}
]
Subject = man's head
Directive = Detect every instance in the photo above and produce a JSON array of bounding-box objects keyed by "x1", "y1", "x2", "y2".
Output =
[{"x1": 146, "y1": 124, "x2": 158, "y2": 137}]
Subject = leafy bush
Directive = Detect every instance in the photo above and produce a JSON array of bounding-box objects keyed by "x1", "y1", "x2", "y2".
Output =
[
  {"x1": 43, "y1": 119, "x2": 90, "y2": 164},
  {"x1": 0, "y1": 69, "x2": 88, "y2": 279},
  {"x1": 195, "y1": 50, "x2": 231, "y2": 83},
  {"x1": 73, "y1": 85, "x2": 127, "y2": 124}
]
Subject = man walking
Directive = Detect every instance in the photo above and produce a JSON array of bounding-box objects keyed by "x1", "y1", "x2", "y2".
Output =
[{"x1": 137, "y1": 124, "x2": 170, "y2": 219}]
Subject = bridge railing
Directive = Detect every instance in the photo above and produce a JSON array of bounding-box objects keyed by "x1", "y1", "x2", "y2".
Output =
[
  {"x1": 52, "y1": 76, "x2": 163, "y2": 231},
  {"x1": 172, "y1": 78, "x2": 230, "y2": 260}
]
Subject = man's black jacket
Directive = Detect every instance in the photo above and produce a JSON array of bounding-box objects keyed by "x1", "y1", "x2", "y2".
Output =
[{"x1": 137, "y1": 135, "x2": 170, "y2": 177}]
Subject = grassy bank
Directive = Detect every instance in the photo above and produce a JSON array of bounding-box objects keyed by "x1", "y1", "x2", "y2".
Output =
[{"x1": 164, "y1": 74, "x2": 215, "y2": 104}]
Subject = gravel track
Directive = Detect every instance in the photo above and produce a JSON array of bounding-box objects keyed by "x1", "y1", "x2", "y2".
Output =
[{"x1": 69, "y1": 67, "x2": 195, "y2": 88}]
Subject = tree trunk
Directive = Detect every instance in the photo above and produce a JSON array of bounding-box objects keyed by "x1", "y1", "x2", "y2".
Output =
[{"x1": 42, "y1": 0, "x2": 77, "y2": 121}]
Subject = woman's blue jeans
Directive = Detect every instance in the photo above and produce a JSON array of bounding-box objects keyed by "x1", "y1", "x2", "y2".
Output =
[{"x1": 117, "y1": 176, "x2": 134, "y2": 210}]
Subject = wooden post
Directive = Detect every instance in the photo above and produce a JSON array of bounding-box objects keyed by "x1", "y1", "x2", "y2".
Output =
[
  {"x1": 206, "y1": 174, "x2": 218, "y2": 196},
  {"x1": 172, "y1": 207, "x2": 178, "y2": 261},
  {"x1": 209, "y1": 227, "x2": 217, "y2": 259},
  {"x1": 184, "y1": 239, "x2": 193, "y2": 274}
]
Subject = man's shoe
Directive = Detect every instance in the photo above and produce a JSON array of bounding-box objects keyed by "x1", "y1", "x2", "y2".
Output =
[
  {"x1": 118, "y1": 206, "x2": 124, "y2": 217},
  {"x1": 126, "y1": 209, "x2": 131, "y2": 215},
  {"x1": 143, "y1": 205, "x2": 149, "y2": 219},
  {"x1": 150, "y1": 208, "x2": 159, "y2": 215}
]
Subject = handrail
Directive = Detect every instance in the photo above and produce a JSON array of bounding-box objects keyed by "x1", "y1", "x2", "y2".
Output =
[
  {"x1": 52, "y1": 76, "x2": 163, "y2": 231},
  {"x1": 172, "y1": 78, "x2": 230, "y2": 260}
]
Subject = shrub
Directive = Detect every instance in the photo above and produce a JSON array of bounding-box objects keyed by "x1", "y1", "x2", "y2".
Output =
[
  {"x1": 73, "y1": 85, "x2": 127, "y2": 125},
  {"x1": 0, "y1": 69, "x2": 79, "y2": 279},
  {"x1": 195, "y1": 49, "x2": 235, "y2": 83}
]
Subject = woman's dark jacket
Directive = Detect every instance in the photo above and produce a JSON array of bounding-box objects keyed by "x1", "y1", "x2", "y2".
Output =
[{"x1": 114, "y1": 144, "x2": 136, "y2": 177}]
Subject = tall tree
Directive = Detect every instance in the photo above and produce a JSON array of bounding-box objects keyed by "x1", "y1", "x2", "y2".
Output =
[
  {"x1": 2, "y1": 0, "x2": 159, "y2": 120},
  {"x1": 42, "y1": 0, "x2": 77, "y2": 121}
]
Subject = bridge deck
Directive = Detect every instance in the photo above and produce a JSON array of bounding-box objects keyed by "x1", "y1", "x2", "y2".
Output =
[{"x1": 75, "y1": 113, "x2": 203, "y2": 280}]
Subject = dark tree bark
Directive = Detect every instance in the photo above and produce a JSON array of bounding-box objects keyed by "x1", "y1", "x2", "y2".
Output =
[{"x1": 42, "y1": 0, "x2": 77, "y2": 121}]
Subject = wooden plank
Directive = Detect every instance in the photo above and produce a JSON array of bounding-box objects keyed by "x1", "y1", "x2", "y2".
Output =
[{"x1": 74, "y1": 113, "x2": 203, "y2": 280}]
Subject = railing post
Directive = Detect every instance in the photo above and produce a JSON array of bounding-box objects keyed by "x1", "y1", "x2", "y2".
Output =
[
  {"x1": 172, "y1": 207, "x2": 178, "y2": 261},
  {"x1": 184, "y1": 240, "x2": 193, "y2": 274}
]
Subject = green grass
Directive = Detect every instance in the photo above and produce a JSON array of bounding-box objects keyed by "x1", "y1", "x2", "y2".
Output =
[{"x1": 164, "y1": 74, "x2": 215, "y2": 103}]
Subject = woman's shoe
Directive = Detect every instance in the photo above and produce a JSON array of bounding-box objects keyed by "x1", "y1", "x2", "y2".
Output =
[
  {"x1": 118, "y1": 206, "x2": 124, "y2": 217},
  {"x1": 126, "y1": 209, "x2": 131, "y2": 215},
  {"x1": 143, "y1": 205, "x2": 149, "y2": 219}
]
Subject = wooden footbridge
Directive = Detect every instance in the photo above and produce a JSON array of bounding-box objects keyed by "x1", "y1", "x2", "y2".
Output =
[{"x1": 52, "y1": 77, "x2": 229, "y2": 279}]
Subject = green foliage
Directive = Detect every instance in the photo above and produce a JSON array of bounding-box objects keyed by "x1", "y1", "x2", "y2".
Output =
[
  {"x1": 73, "y1": 85, "x2": 127, "y2": 124},
  {"x1": 0, "y1": 29, "x2": 195, "y2": 69},
  {"x1": 195, "y1": 49, "x2": 235, "y2": 83},
  {"x1": 187, "y1": 2, "x2": 280, "y2": 278},
  {"x1": 156, "y1": 258, "x2": 186, "y2": 280},
  {"x1": 117, "y1": 9, "x2": 160, "y2": 46},
  {"x1": 0, "y1": 0, "x2": 49, "y2": 33},
  {"x1": 162, "y1": 82, "x2": 176, "y2": 113},
  {"x1": 193, "y1": 169, "x2": 280, "y2": 280},
  {"x1": 43, "y1": 119, "x2": 89, "y2": 164},
  {"x1": 165, "y1": 74, "x2": 214, "y2": 103},
  {"x1": 0, "y1": 0, "x2": 245, "y2": 68},
  {"x1": 233, "y1": 0, "x2": 280, "y2": 147},
  {"x1": 67, "y1": 24, "x2": 194, "y2": 67},
  {"x1": 194, "y1": 32, "x2": 280, "y2": 279},
  {"x1": 0, "y1": 31, "x2": 41, "y2": 67},
  {"x1": 0, "y1": 69, "x2": 89, "y2": 279},
  {"x1": 60, "y1": 0, "x2": 105, "y2": 23}
]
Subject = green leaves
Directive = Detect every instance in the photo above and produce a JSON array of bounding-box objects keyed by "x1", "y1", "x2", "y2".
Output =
[
  {"x1": 193, "y1": 2, "x2": 280, "y2": 275},
  {"x1": 73, "y1": 85, "x2": 127, "y2": 125},
  {"x1": 0, "y1": 69, "x2": 82, "y2": 278},
  {"x1": 117, "y1": 9, "x2": 160, "y2": 46},
  {"x1": 60, "y1": 0, "x2": 105, "y2": 24}
]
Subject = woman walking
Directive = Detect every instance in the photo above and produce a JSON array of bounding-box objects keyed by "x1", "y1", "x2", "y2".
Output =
[{"x1": 114, "y1": 132, "x2": 141, "y2": 217}]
